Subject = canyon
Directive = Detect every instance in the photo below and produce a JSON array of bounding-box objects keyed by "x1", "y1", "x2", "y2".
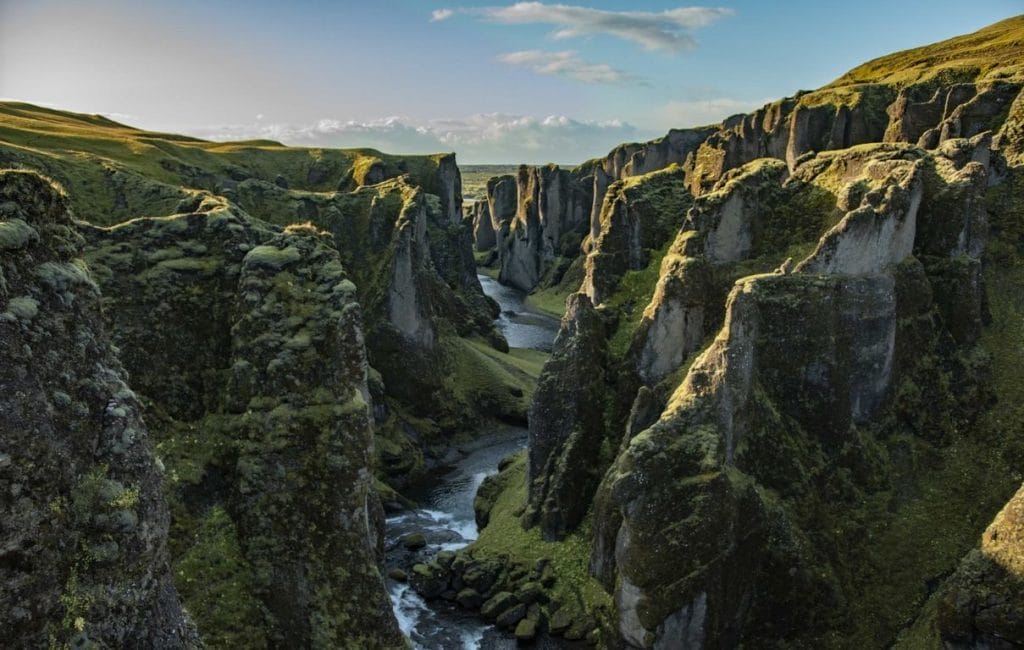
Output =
[{"x1": 2, "y1": 14, "x2": 1024, "y2": 650}]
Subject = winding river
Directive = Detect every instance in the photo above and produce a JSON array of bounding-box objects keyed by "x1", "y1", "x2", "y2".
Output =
[{"x1": 385, "y1": 274, "x2": 560, "y2": 649}]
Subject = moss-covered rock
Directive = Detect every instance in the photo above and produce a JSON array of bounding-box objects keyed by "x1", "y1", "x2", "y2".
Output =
[
  {"x1": 582, "y1": 166, "x2": 694, "y2": 306},
  {"x1": 934, "y1": 485, "x2": 1024, "y2": 648},
  {"x1": 497, "y1": 164, "x2": 592, "y2": 292},
  {"x1": 81, "y1": 206, "x2": 405, "y2": 647},
  {"x1": 0, "y1": 170, "x2": 200, "y2": 648},
  {"x1": 524, "y1": 293, "x2": 607, "y2": 541}
]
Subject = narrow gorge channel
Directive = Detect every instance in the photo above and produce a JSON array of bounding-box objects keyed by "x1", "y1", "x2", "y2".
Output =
[{"x1": 385, "y1": 275, "x2": 560, "y2": 649}]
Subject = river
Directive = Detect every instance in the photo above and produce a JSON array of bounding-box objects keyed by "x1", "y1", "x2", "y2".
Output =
[{"x1": 385, "y1": 274, "x2": 560, "y2": 649}]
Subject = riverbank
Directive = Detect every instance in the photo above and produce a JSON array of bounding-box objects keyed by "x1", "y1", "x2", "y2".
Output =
[{"x1": 385, "y1": 274, "x2": 560, "y2": 648}]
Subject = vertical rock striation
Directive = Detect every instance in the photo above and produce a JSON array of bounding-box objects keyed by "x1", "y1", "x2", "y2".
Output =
[{"x1": 524, "y1": 293, "x2": 607, "y2": 541}]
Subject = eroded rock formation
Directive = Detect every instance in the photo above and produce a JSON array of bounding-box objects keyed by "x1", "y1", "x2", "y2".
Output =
[
  {"x1": 524, "y1": 293, "x2": 606, "y2": 540},
  {"x1": 81, "y1": 200, "x2": 405, "y2": 647},
  {"x1": 0, "y1": 171, "x2": 200, "y2": 648}
]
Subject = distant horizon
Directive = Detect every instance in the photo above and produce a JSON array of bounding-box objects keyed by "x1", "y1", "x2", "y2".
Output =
[{"x1": 2, "y1": 1, "x2": 1021, "y2": 164}]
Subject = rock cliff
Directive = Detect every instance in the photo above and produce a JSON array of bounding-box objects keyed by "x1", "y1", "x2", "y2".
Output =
[
  {"x1": 524, "y1": 293, "x2": 606, "y2": 541},
  {"x1": 0, "y1": 102, "x2": 527, "y2": 487},
  {"x1": 0, "y1": 171, "x2": 200, "y2": 648},
  {"x1": 81, "y1": 202, "x2": 405, "y2": 647},
  {"x1": 498, "y1": 164, "x2": 591, "y2": 292},
  {"x1": 481, "y1": 16, "x2": 1024, "y2": 649},
  {"x1": 0, "y1": 103, "x2": 523, "y2": 646}
]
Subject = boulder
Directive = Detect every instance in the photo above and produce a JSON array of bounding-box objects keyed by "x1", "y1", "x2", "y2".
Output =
[
  {"x1": 481, "y1": 591, "x2": 519, "y2": 622},
  {"x1": 410, "y1": 562, "x2": 450, "y2": 600},
  {"x1": 936, "y1": 485, "x2": 1024, "y2": 648}
]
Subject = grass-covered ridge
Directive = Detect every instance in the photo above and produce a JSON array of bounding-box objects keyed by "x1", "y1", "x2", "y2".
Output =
[
  {"x1": 827, "y1": 15, "x2": 1024, "y2": 89},
  {"x1": 0, "y1": 101, "x2": 455, "y2": 224}
]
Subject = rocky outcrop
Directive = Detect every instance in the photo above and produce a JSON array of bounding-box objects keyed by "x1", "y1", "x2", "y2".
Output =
[
  {"x1": 0, "y1": 170, "x2": 200, "y2": 648},
  {"x1": 935, "y1": 484, "x2": 1024, "y2": 648},
  {"x1": 434, "y1": 152, "x2": 464, "y2": 225},
  {"x1": 632, "y1": 233, "x2": 711, "y2": 385},
  {"x1": 486, "y1": 174, "x2": 518, "y2": 252},
  {"x1": 524, "y1": 293, "x2": 606, "y2": 541},
  {"x1": 82, "y1": 202, "x2": 405, "y2": 647},
  {"x1": 471, "y1": 199, "x2": 495, "y2": 251},
  {"x1": 918, "y1": 81, "x2": 1021, "y2": 149},
  {"x1": 387, "y1": 195, "x2": 436, "y2": 349},
  {"x1": 480, "y1": 129, "x2": 714, "y2": 291},
  {"x1": 498, "y1": 165, "x2": 591, "y2": 292},
  {"x1": 582, "y1": 166, "x2": 694, "y2": 305},
  {"x1": 797, "y1": 159, "x2": 923, "y2": 276},
  {"x1": 589, "y1": 127, "x2": 717, "y2": 184},
  {"x1": 995, "y1": 87, "x2": 1024, "y2": 166},
  {"x1": 509, "y1": 130, "x2": 1003, "y2": 647},
  {"x1": 479, "y1": 77, "x2": 1020, "y2": 299},
  {"x1": 470, "y1": 19, "x2": 1024, "y2": 650},
  {"x1": 589, "y1": 139, "x2": 998, "y2": 647}
]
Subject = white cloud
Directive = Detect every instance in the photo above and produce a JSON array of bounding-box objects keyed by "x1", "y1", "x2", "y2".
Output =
[
  {"x1": 450, "y1": 2, "x2": 733, "y2": 52},
  {"x1": 430, "y1": 8, "x2": 454, "y2": 22},
  {"x1": 189, "y1": 113, "x2": 645, "y2": 165},
  {"x1": 498, "y1": 50, "x2": 642, "y2": 84}
]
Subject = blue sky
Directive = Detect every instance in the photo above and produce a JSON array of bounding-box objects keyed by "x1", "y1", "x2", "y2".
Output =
[{"x1": 1, "y1": 0, "x2": 1021, "y2": 163}]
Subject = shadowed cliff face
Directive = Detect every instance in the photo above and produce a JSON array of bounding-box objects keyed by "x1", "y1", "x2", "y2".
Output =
[
  {"x1": 498, "y1": 164, "x2": 592, "y2": 292},
  {"x1": 524, "y1": 293, "x2": 607, "y2": 541},
  {"x1": 935, "y1": 484, "x2": 1024, "y2": 648},
  {"x1": 0, "y1": 171, "x2": 200, "y2": 648},
  {"x1": 80, "y1": 204, "x2": 406, "y2": 648}
]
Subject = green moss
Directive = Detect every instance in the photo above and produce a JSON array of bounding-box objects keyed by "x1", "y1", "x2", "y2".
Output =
[
  {"x1": 528, "y1": 254, "x2": 585, "y2": 318},
  {"x1": 156, "y1": 256, "x2": 221, "y2": 275},
  {"x1": 244, "y1": 245, "x2": 301, "y2": 270},
  {"x1": 443, "y1": 336, "x2": 548, "y2": 422},
  {"x1": 157, "y1": 415, "x2": 238, "y2": 486},
  {"x1": 802, "y1": 184, "x2": 1024, "y2": 646},
  {"x1": 471, "y1": 452, "x2": 613, "y2": 624},
  {"x1": 0, "y1": 217, "x2": 38, "y2": 251},
  {"x1": 4, "y1": 295, "x2": 39, "y2": 321},
  {"x1": 606, "y1": 242, "x2": 671, "y2": 359},
  {"x1": 35, "y1": 260, "x2": 96, "y2": 293},
  {"x1": 469, "y1": 341, "x2": 550, "y2": 381},
  {"x1": 473, "y1": 249, "x2": 495, "y2": 267},
  {"x1": 175, "y1": 506, "x2": 267, "y2": 649}
]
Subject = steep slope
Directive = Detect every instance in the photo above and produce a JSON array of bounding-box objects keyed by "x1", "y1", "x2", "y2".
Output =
[
  {"x1": 0, "y1": 101, "x2": 527, "y2": 487},
  {"x1": 0, "y1": 103, "x2": 540, "y2": 646},
  {"x1": 81, "y1": 205, "x2": 406, "y2": 647},
  {"x1": 473, "y1": 15, "x2": 1024, "y2": 309},
  {"x1": 463, "y1": 17, "x2": 1024, "y2": 649},
  {"x1": 0, "y1": 170, "x2": 200, "y2": 648}
]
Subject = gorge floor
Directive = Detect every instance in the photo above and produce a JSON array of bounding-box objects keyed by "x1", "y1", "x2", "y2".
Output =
[{"x1": 385, "y1": 276, "x2": 560, "y2": 649}]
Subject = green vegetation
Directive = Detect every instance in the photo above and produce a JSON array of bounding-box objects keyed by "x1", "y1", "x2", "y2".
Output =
[
  {"x1": 0, "y1": 101, "x2": 453, "y2": 224},
  {"x1": 471, "y1": 453, "x2": 613, "y2": 627},
  {"x1": 175, "y1": 507, "x2": 266, "y2": 649},
  {"x1": 866, "y1": 227, "x2": 1024, "y2": 647},
  {"x1": 444, "y1": 337, "x2": 549, "y2": 419},
  {"x1": 827, "y1": 15, "x2": 1024, "y2": 89},
  {"x1": 606, "y1": 243, "x2": 671, "y2": 359}
]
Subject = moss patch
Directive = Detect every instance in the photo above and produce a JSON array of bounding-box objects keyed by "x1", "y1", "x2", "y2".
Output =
[
  {"x1": 471, "y1": 452, "x2": 614, "y2": 626},
  {"x1": 175, "y1": 507, "x2": 266, "y2": 649}
]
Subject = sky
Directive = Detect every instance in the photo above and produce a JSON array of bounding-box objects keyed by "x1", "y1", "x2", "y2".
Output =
[{"x1": 1, "y1": 0, "x2": 1021, "y2": 164}]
